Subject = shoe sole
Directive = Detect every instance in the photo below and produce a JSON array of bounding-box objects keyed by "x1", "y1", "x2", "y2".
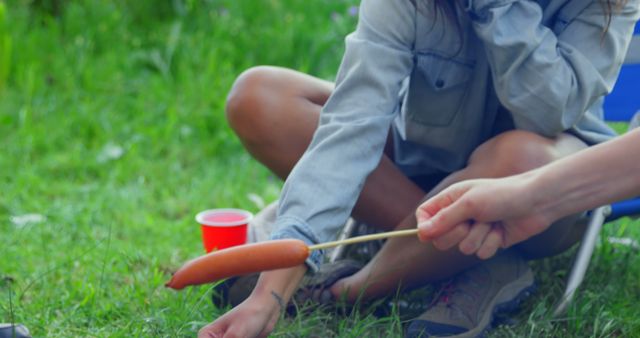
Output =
[{"x1": 443, "y1": 268, "x2": 536, "y2": 338}]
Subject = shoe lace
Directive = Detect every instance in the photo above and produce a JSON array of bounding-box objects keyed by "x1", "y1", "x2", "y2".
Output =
[{"x1": 432, "y1": 280, "x2": 456, "y2": 305}]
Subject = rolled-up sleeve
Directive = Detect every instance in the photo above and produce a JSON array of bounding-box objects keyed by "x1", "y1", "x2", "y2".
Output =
[
  {"x1": 465, "y1": 0, "x2": 640, "y2": 137},
  {"x1": 269, "y1": 0, "x2": 415, "y2": 271}
]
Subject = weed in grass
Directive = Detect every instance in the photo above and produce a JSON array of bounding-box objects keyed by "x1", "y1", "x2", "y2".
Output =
[{"x1": 0, "y1": 1, "x2": 11, "y2": 91}]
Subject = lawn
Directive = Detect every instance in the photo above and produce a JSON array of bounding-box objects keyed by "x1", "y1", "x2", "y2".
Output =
[{"x1": 1, "y1": 1, "x2": 639, "y2": 337}]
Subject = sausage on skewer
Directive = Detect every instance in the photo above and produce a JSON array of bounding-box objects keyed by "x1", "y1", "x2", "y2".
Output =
[
  {"x1": 165, "y1": 228, "x2": 419, "y2": 289},
  {"x1": 165, "y1": 239, "x2": 309, "y2": 290}
]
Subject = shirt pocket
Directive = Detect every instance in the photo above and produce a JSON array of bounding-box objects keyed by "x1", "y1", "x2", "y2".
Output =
[{"x1": 405, "y1": 53, "x2": 474, "y2": 127}]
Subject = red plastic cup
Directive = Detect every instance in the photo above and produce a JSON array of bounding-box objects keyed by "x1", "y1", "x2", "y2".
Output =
[{"x1": 196, "y1": 209, "x2": 253, "y2": 253}]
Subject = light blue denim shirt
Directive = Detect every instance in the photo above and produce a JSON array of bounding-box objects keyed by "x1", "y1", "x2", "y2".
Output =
[{"x1": 270, "y1": 0, "x2": 640, "y2": 271}]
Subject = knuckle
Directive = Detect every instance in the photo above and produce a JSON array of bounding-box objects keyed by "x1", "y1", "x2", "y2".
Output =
[
  {"x1": 461, "y1": 197, "x2": 476, "y2": 211},
  {"x1": 433, "y1": 212, "x2": 446, "y2": 225},
  {"x1": 459, "y1": 240, "x2": 476, "y2": 255},
  {"x1": 433, "y1": 238, "x2": 448, "y2": 251},
  {"x1": 457, "y1": 223, "x2": 471, "y2": 236},
  {"x1": 462, "y1": 198, "x2": 487, "y2": 221}
]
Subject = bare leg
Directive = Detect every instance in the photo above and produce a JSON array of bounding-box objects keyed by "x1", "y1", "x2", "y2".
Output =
[
  {"x1": 331, "y1": 131, "x2": 588, "y2": 301},
  {"x1": 226, "y1": 66, "x2": 424, "y2": 230}
]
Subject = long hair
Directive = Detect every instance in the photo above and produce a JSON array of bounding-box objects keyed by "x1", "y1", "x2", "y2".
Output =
[
  {"x1": 409, "y1": 0, "x2": 464, "y2": 55},
  {"x1": 602, "y1": 0, "x2": 630, "y2": 35},
  {"x1": 409, "y1": 0, "x2": 460, "y2": 34}
]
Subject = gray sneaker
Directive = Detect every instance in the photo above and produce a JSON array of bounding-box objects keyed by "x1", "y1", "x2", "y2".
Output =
[{"x1": 406, "y1": 251, "x2": 535, "y2": 338}]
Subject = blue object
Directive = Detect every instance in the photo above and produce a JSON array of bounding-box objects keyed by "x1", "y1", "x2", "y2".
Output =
[
  {"x1": 607, "y1": 197, "x2": 640, "y2": 222},
  {"x1": 603, "y1": 21, "x2": 639, "y2": 121},
  {"x1": 603, "y1": 64, "x2": 640, "y2": 121}
]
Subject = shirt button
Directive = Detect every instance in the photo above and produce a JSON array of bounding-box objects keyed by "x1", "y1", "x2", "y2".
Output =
[{"x1": 435, "y1": 79, "x2": 445, "y2": 88}]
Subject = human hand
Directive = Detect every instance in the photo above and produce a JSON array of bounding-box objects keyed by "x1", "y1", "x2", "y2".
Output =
[
  {"x1": 197, "y1": 293, "x2": 281, "y2": 338},
  {"x1": 416, "y1": 175, "x2": 555, "y2": 259},
  {"x1": 198, "y1": 266, "x2": 306, "y2": 338}
]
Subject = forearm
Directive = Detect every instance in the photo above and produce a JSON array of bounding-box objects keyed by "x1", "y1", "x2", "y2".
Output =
[
  {"x1": 274, "y1": 0, "x2": 414, "y2": 254},
  {"x1": 198, "y1": 266, "x2": 308, "y2": 337},
  {"x1": 250, "y1": 265, "x2": 307, "y2": 309},
  {"x1": 531, "y1": 129, "x2": 640, "y2": 222}
]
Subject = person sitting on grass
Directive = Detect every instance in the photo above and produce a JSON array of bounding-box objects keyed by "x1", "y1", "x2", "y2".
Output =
[
  {"x1": 416, "y1": 127, "x2": 640, "y2": 260},
  {"x1": 199, "y1": 0, "x2": 639, "y2": 337}
]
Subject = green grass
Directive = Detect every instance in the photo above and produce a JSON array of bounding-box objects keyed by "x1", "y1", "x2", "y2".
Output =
[{"x1": 1, "y1": 1, "x2": 639, "y2": 337}]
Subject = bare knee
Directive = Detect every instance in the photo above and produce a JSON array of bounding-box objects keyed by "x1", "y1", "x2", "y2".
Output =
[
  {"x1": 470, "y1": 130, "x2": 558, "y2": 176},
  {"x1": 225, "y1": 66, "x2": 283, "y2": 141}
]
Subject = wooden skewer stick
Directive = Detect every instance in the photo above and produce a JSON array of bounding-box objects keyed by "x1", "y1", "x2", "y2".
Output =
[{"x1": 308, "y1": 228, "x2": 419, "y2": 251}]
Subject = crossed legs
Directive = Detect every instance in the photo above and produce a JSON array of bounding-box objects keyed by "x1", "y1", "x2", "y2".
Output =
[{"x1": 225, "y1": 66, "x2": 587, "y2": 302}]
